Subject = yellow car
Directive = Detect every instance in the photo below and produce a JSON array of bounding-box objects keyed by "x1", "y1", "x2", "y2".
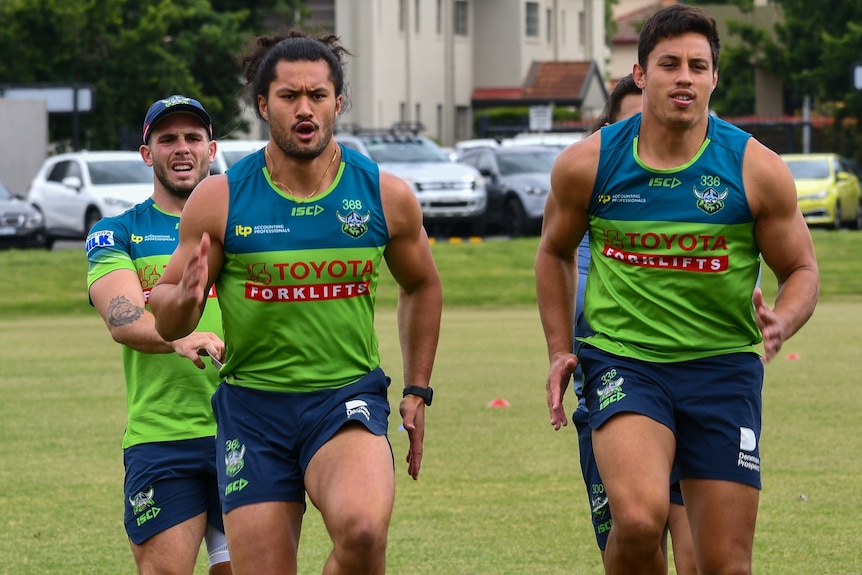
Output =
[{"x1": 782, "y1": 153, "x2": 862, "y2": 229}]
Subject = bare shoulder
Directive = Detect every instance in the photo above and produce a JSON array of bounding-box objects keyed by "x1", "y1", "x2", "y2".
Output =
[
  {"x1": 379, "y1": 169, "x2": 423, "y2": 239},
  {"x1": 742, "y1": 138, "x2": 796, "y2": 219},
  {"x1": 550, "y1": 132, "x2": 602, "y2": 208},
  {"x1": 179, "y1": 174, "x2": 230, "y2": 244}
]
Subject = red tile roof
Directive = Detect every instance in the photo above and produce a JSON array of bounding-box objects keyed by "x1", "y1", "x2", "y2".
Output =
[{"x1": 472, "y1": 60, "x2": 603, "y2": 107}]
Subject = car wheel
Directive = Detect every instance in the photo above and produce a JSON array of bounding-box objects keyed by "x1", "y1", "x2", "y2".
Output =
[
  {"x1": 84, "y1": 208, "x2": 103, "y2": 234},
  {"x1": 830, "y1": 202, "x2": 842, "y2": 230},
  {"x1": 503, "y1": 197, "x2": 527, "y2": 238}
]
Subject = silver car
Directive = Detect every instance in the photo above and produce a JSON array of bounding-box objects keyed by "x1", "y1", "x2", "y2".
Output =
[
  {"x1": 458, "y1": 145, "x2": 557, "y2": 237},
  {"x1": 336, "y1": 132, "x2": 487, "y2": 236},
  {"x1": 0, "y1": 180, "x2": 46, "y2": 249}
]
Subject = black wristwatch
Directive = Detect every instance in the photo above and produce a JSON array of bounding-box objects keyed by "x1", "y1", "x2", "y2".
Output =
[{"x1": 402, "y1": 386, "x2": 433, "y2": 406}]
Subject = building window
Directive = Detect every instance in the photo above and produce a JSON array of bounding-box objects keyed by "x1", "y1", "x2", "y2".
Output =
[
  {"x1": 416, "y1": 0, "x2": 421, "y2": 32},
  {"x1": 415, "y1": 103, "x2": 422, "y2": 127},
  {"x1": 436, "y1": 0, "x2": 442, "y2": 34},
  {"x1": 578, "y1": 10, "x2": 585, "y2": 47},
  {"x1": 437, "y1": 104, "x2": 443, "y2": 140},
  {"x1": 546, "y1": 8, "x2": 552, "y2": 43},
  {"x1": 526, "y1": 2, "x2": 539, "y2": 38},
  {"x1": 400, "y1": 0, "x2": 407, "y2": 32},
  {"x1": 455, "y1": 106, "x2": 471, "y2": 141},
  {"x1": 454, "y1": 0, "x2": 468, "y2": 36},
  {"x1": 400, "y1": 102, "x2": 407, "y2": 123}
]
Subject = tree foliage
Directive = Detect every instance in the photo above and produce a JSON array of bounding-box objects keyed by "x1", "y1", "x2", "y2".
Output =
[
  {"x1": 723, "y1": 0, "x2": 862, "y2": 159},
  {"x1": 0, "y1": 0, "x2": 307, "y2": 150}
]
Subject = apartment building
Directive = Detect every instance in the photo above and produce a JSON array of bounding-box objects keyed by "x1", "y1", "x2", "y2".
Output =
[{"x1": 325, "y1": 0, "x2": 606, "y2": 145}]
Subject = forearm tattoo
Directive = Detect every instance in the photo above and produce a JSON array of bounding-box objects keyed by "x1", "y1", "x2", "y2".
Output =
[{"x1": 107, "y1": 295, "x2": 144, "y2": 327}]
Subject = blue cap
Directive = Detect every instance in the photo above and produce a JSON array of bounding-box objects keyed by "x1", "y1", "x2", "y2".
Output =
[{"x1": 142, "y1": 94, "x2": 213, "y2": 144}]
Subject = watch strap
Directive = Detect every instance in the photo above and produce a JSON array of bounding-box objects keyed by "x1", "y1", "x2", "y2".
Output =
[{"x1": 402, "y1": 385, "x2": 433, "y2": 406}]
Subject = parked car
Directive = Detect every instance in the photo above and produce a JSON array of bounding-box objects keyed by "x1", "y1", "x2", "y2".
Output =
[
  {"x1": 336, "y1": 130, "x2": 487, "y2": 236},
  {"x1": 27, "y1": 151, "x2": 153, "y2": 245},
  {"x1": 452, "y1": 138, "x2": 500, "y2": 160},
  {"x1": 781, "y1": 153, "x2": 862, "y2": 229},
  {"x1": 0, "y1": 180, "x2": 46, "y2": 249},
  {"x1": 458, "y1": 145, "x2": 557, "y2": 237},
  {"x1": 211, "y1": 139, "x2": 269, "y2": 174},
  {"x1": 501, "y1": 132, "x2": 585, "y2": 153}
]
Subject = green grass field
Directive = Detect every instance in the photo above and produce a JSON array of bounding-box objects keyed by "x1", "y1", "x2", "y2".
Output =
[{"x1": 0, "y1": 230, "x2": 860, "y2": 574}]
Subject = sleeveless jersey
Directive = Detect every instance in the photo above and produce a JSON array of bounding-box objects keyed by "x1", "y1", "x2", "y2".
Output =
[
  {"x1": 582, "y1": 114, "x2": 762, "y2": 362},
  {"x1": 86, "y1": 198, "x2": 222, "y2": 448},
  {"x1": 218, "y1": 145, "x2": 389, "y2": 392}
]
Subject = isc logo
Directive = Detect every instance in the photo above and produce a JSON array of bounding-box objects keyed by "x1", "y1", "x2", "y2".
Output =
[
  {"x1": 225, "y1": 478, "x2": 249, "y2": 496},
  {"x1": 648, "y1": 177, "x2": 681, "y2": 188},
  {"x1": 291, "y1": 205, "x2": 324, "y2": 216},
  {"x1": 135, "y1": 506, "x2": 161, "y2": 526},
  {"x1": 235, "y1": 225, "x2": 252, "y2": 237}
]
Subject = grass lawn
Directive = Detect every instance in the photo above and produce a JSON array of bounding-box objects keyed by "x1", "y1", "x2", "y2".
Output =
[{"x1": 0, "y1": 229, "x2": 859, "y2": 574}]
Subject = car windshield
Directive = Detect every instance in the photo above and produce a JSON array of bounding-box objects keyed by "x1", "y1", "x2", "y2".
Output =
[
  {"x1": 497, "y1": 150, "x2": 557, "y2": 176},
  {"x1": 0, "y1": 182, "x2": 13, "y2": 200},
  {"x1": 87, "y1": 160, "x2": 153, "y2": 185},
  {"x1": 365, "y1": 138, "x2": 449, "y2": 163},
  {"x1": 785, "y1": 159, "x2": 830, "y2": 180}
]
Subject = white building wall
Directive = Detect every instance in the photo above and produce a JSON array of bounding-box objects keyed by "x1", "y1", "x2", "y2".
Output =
[
  {"x1": 473, "y1": 1, "x2": 521, "y2": 87},
  {"x1": 335, "y1": 0, "x2": 605, "y2": 145}
]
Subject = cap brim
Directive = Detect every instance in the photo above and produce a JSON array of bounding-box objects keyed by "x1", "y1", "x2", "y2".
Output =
[{"x1": 144, "y1": 105, "x2": 212, "y2": 143}]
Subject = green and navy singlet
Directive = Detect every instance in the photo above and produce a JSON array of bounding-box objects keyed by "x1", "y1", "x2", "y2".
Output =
[
  {"x1": 582, "y1": 114, "x2": 762, "y2": 362},
  {"x1": 217, "y1": 145, "x2": 389, "y2": 392},
  {"x1": 86, "y1": 198, "x2": 222, "y2": 448}
]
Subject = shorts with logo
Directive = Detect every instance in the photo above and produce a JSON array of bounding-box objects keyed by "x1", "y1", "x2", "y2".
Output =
[
  {"x1": 123, "y1": 437, "x2": 224, "y2": 545},
  {"x1": 211, "y1": 367, "x2": 392, "y2": 513},
  {"x1": 574, "y1": 404, "x2": 686, "y2": 550},
  {"x1": 579, "y1": 345, "x2": 764, "y2": 489}
]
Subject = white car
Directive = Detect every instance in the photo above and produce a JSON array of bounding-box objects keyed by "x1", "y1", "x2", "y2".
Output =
[
  {"x1": 27, "y1": 151, "x2": 153, "y2": 245},
  {"x1": 211, "y1": 139, "x2": 269, "y2": 174},
  {"x1": 336, "y1": 132, "x2": 487, "y2": 236}
]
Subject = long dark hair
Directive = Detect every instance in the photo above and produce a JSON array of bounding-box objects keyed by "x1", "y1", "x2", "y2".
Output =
[{"x1": 238, "y1": 30, "x2": 352, "y2": 120}]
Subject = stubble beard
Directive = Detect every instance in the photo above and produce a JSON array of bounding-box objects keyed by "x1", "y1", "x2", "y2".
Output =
[
  {"x1": 153, "y1": 161, "x2": 208, "y2": 201},
  {"x1": 270, "y1": 120, "x2": 333, "y2": 162}
]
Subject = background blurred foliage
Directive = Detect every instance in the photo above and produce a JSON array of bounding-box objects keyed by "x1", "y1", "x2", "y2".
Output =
[{"x1": 0, "y1": 0, "x2": 307, "y2": 150}]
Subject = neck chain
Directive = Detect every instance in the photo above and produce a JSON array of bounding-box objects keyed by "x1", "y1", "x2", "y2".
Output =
[{"x1": 265, "y1": 144, "x2": 338, "y2": 202}]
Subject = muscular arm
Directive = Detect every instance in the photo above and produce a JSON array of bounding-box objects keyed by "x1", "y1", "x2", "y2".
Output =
[
  {"x1": 380, "y1": 171, "x2": 443, "y2": 480},
  {"x1": 745, "y1": 141, "x2": 819, "y2": 361},
  {"x1": 535, "y1": 135, "x2": 599, "y2": 429},
  {"x1": 89, "y1": 269, "x2": 223, "y2": 368},
  {"x1": 149, "y1": 176, "x2": 228, "y2": 341}
]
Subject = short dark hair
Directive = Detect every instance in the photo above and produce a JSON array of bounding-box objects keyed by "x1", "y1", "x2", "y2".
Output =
[
  {"x1": 637, "y1": 4, "x2": 720, "y2": 72},
  {"x1": 238, "y1": 30, "x2": 352, "y2": 120},
  {"x1": 590, "y1": 74, "x2": 642, "y2": 133}
]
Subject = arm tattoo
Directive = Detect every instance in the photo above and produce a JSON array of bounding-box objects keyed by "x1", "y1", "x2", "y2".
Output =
[{"x1": 107, "y1": 295, "x2": 144, "y2": 327}]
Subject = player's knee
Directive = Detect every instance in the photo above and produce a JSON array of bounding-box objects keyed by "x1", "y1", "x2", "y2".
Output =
[
  {"x1": 608, "y1": 507, "x2": 666, "y2": 548},
  {"x1": 333, "y1": 513, "x2": 388, "y2": 555}
]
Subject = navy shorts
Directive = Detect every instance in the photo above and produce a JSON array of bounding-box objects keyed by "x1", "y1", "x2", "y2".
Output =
[
  {"x1": 580, "y1": 346, "x2": 764, "y2": 488},
  {"x1": 574, "y1": 405, "x2": 685, "y2": 550},
  {"x1": 211, "y1": 368, "x2": 392, "y2": 513},
  {"x1": 574, "y1": 405, "x2": 613, "y2": 550},
  {"x1": 123, "y1": 437, "x2": 224, "y2": 545}
]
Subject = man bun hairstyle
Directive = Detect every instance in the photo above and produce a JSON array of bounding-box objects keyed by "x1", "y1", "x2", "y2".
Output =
[{"x1": 238, "y1": 30, "x2": 352, "y2": 120}]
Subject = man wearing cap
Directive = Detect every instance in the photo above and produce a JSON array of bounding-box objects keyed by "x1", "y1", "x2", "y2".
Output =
[{"x1": 86, "y1": 95, "x2": 232, "y2": 574}]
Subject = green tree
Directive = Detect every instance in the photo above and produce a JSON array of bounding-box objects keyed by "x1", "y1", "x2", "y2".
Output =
[
  {"x1": 759, "y1": 0, "x2": 862, "y2": 159},
  {"x1": 0, "y1": 0, "x2": 308, "y2": 150}
]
